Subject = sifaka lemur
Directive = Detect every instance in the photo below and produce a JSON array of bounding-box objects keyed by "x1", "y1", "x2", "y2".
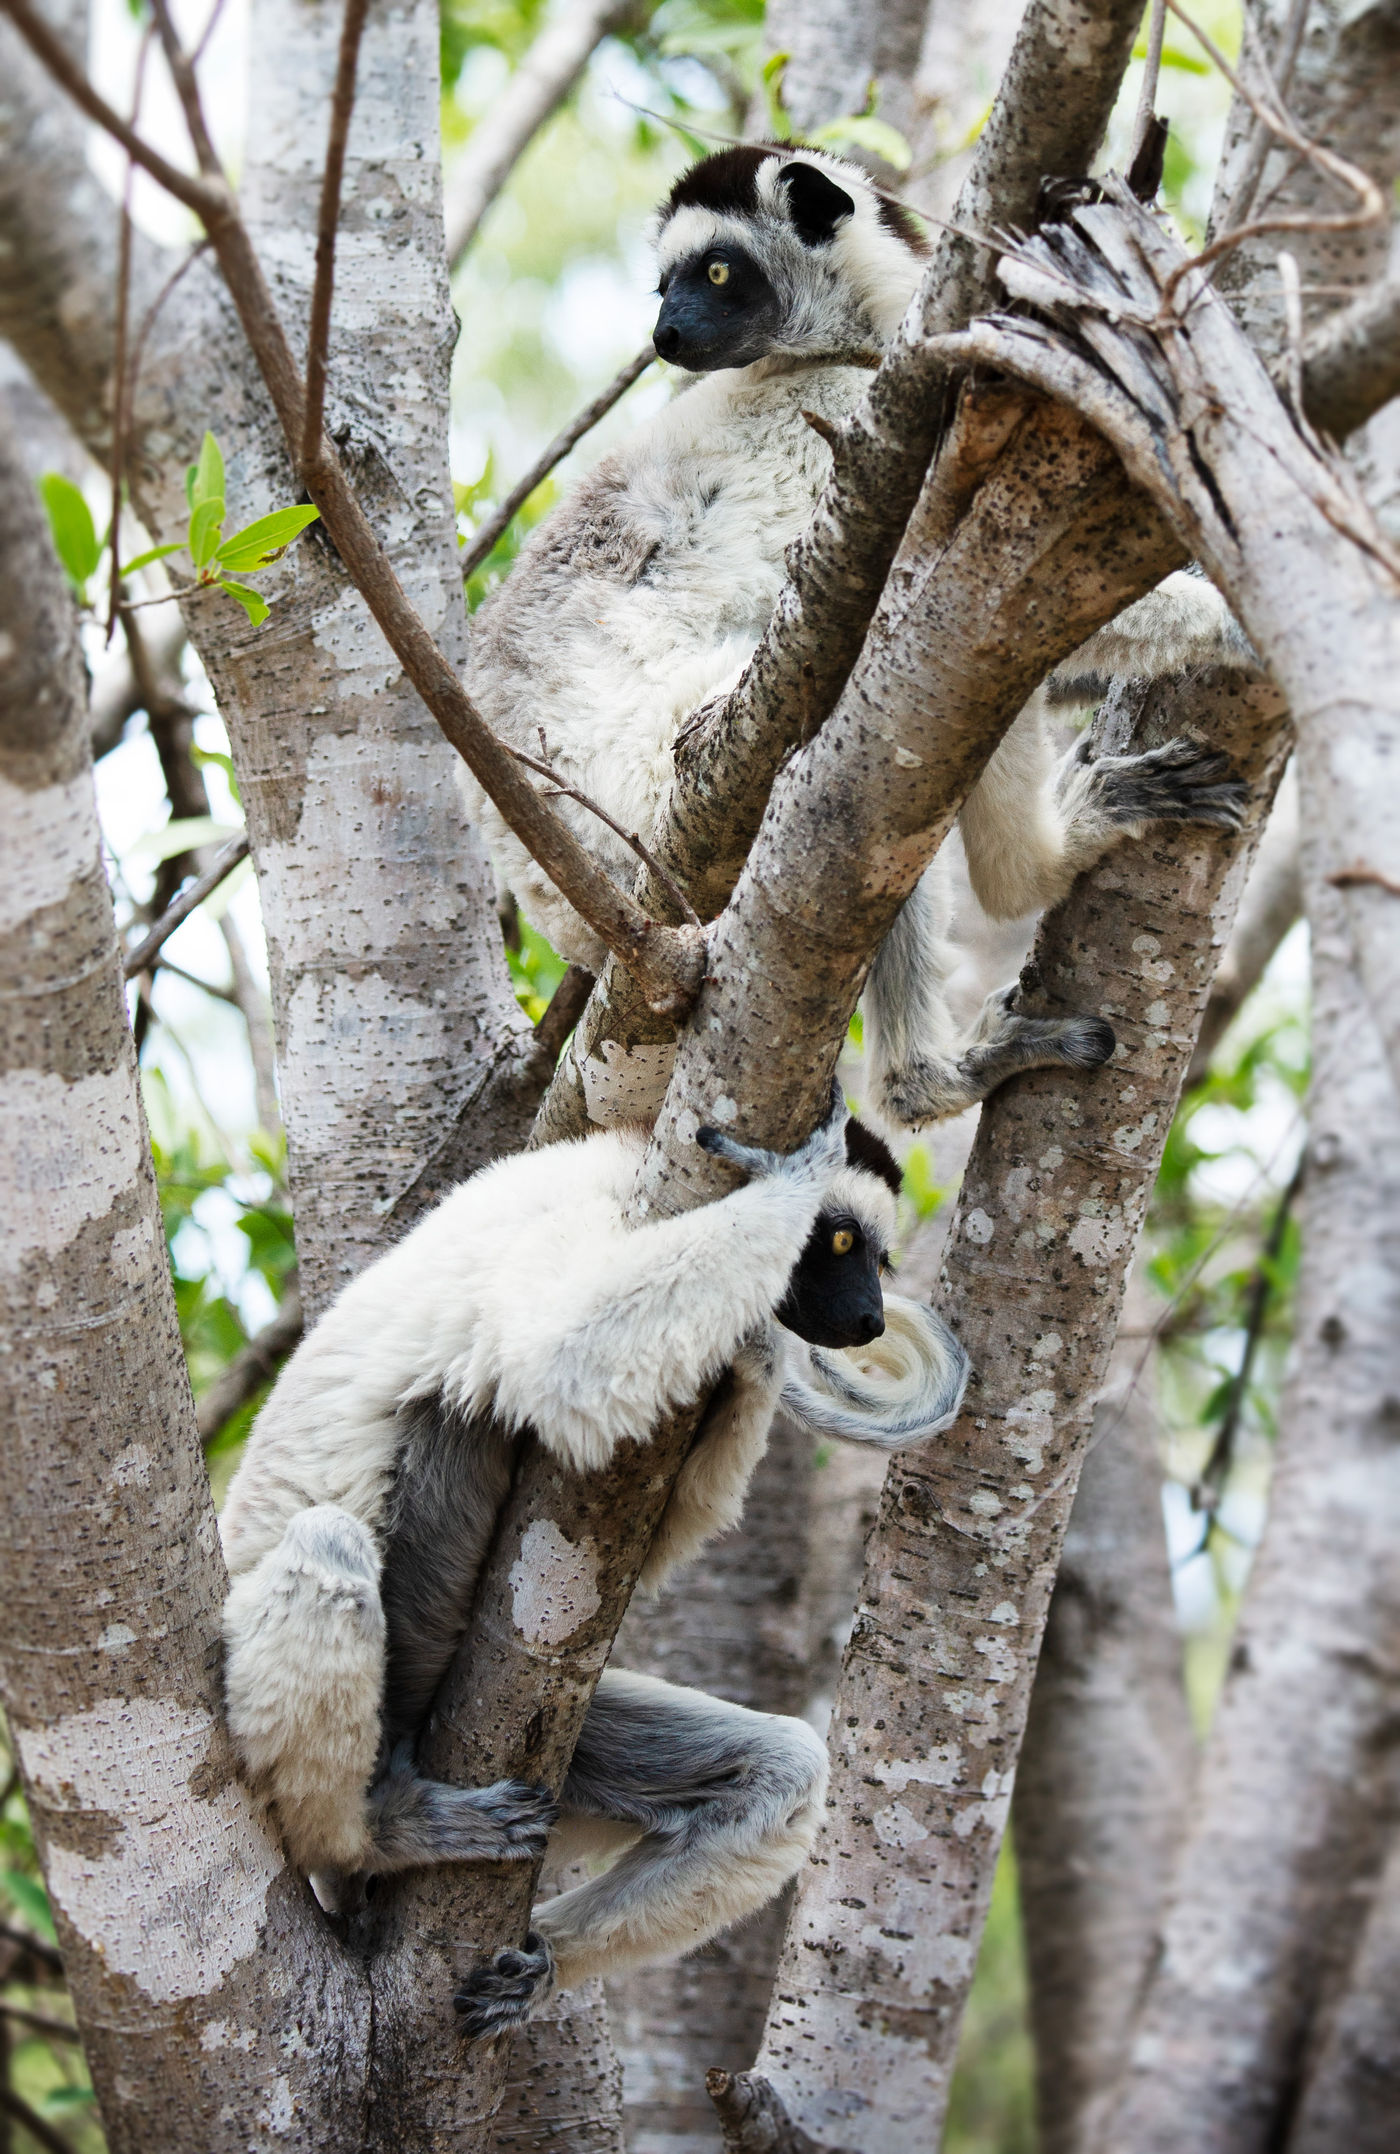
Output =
[
  {"x1": 220, "y1": 1102, "x2": 968, "y2": 2035},
  {"x1": 460, "y1": 144, "x2": 1249, "y2": 1128}
]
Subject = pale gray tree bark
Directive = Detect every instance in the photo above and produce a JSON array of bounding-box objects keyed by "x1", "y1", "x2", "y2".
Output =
[
  {"x1": 1097, "y1": 810, "x2": 1400, "y2": 2154},
  {"x1": 1286, "y1": 1824, "x2": 1400, "y2": 2154},
  {"x1": 0, "y1": 398, "x2": 371, "y2": 2153},
  {"x1": 1186, "y1": 765, "x2": 1299, "y2": 1084},
  {"x1": 710, "y1": 664, "x2": 1290, "y2": 2154},
  {"x1": 1014, "y1": 1269, "x2": 1195, "y2": 2154},
  {"x1": 756, "y1": 0, "x2": 929, "y2": 168}
]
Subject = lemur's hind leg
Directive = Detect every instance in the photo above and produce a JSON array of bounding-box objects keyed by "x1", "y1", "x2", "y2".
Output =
[
  {"x1": 223, "y1": 1505, "x2": 553, "y2": 1894},
  {"x1": 455, "y1": 1669, "x2": 828, "y2": 2038},
  {"x1": 862, "y1": 856, "x2": 1116, "y2": 1130}
]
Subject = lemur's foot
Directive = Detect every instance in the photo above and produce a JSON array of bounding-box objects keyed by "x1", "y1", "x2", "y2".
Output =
[
  {"x1": 697, "y1": 1080, "x2": 848, "y2": 1186},
  {"x1": 369, "y1": 1766, "x2": 558, "y2": 1866},
  {"x1": 1074, "y1": 735, "x2": 1248, "y2": 833},
  {"x1": 878, "y1": 995, "x2": 1115, "y2": 1127},
  {"x1": 456, "y1": 1932, "x2": 556, "y2": 2040}
]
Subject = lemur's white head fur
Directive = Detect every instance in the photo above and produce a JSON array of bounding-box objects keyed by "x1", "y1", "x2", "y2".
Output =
[{"x1": 651, "y1": 145, "x2": 928, "y2": 371}]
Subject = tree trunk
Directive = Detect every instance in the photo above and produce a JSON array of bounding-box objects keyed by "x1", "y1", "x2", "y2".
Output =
[
  {"x1": 1014, "y1": 1269, "x2": 1195, "y2": 2154},
  {"x1": 0, "y1": 401, "x2": 368, "y2": 2152},
  {"x1": 608, "y1": 1415, "x2": 818, "y2": 2153},
  {"x1": 711, "y1": 664, "x2": 1290, "y2": 2152},
  {"x1": 1286, "y1": 1824, "x2": 1400, "y2": 2154},
  {"x1": 1098, "y1": 794, "x2": 1400, "y2": 2154}
]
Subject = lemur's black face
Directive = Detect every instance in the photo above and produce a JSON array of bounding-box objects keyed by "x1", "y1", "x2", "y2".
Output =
[
  {"x1": 776, "y1": 1210, "x2": 887, "y2": 1350},
  {"x1": 652, "y1": 245, "x2": 781, "y2": 372}
]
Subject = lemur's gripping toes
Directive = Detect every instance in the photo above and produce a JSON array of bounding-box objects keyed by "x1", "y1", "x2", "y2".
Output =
[
  {"x1": 461, "y1": 146, "x2": 1250, "y2": 1128},
  {"x1": 220, "y1": 1104, "x2": 968, "y2": 2033}
]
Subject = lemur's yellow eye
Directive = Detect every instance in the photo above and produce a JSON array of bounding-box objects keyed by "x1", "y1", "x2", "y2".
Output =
[
  {"x1": 832, "y1": 1228, "x2": 854, "y2": 1256},
  {"x1": 708, "y1": 259, "x2": 730, "y2": 286}
]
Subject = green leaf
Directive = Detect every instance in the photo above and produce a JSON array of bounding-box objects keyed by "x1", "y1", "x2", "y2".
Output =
[
  {"x1": 188, "y1": 497, "x2": 226, "y2": 567},
  {"x1": 762, "y1": 51, "x2": 798, "y2": 142},
  {"x1": 217, "y1": 577, "x2": 271, "y2": 627},
  {"x1": 0, "y1": 1868, "x2": 57, "y2": 1942},
  {"x1": 37, "y1": 473, "x2": 102, "y2": 594},
  {"x1": 42, "y1": 2087, "x2": 97, "y2": 2114},
  {"x1": 189, "y1": 744, "x2": 242, "y2": 807},
  {"x1": 119, "y1": 540, "x2": 183, "y2": 577},
  {"x1": 185, "y1": 462, "x2": 198, "y2": 510},
  {"x1": 214, "y1": 503, "x2": 320, "y2": 571},
  {"x1": 808, "y1": 113, "x2": 913, "y2": 171},
  {"x1": 192, "y1": 430, "x2": 225, "y2": 509}
]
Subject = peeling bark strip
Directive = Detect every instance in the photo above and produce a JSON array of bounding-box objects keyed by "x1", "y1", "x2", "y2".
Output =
[
  {"x1": 950, "y1": 186, "x2": 1400, "y2": 1099},
  {"x1": 0, "y1": 414, "x2": 366, "y2": 2148},
  {"x1": 1101, "y1": 846, "x2": 1400, "y2": 2154},
  {"x1": 717, "y1": 668, "x2": 1289, "y2": 2153}
]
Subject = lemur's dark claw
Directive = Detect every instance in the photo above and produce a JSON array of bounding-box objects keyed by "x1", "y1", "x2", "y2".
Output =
[{"x1": 455, "y1": 1932, "x2": 555, "y2": 2041}]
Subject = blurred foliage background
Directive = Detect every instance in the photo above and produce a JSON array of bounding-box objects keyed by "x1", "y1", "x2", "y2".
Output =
[{"x1": 4, "y1": 5, "x2": 1298, "y2": 2150}]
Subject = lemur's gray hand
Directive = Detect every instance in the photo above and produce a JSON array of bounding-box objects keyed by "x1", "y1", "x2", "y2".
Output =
[{"x1": 696, "y1": 1081, "x2": 849, "y2": 1187}]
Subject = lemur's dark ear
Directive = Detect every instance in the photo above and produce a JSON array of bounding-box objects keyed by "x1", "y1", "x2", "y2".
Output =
[{"x1": 779, "y1": 161, "x2": 855, "y2": 245}]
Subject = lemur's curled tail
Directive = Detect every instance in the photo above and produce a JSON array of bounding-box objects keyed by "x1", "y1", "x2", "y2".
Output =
[{"x1": 781, "y1": 1294, "x2": 969, "y2": 1448}]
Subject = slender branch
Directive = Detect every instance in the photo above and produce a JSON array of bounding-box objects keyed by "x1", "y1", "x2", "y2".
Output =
[
  {"x1": 1301, "y1": 275, "x2": 1400, "y2": 443},
  {"x1": 1217, "y1": 0, "x2": 1312, "y2": 235},
  {"x1": 0, "y1": 2002, "x2": 80, "y2": 2045},
  {"x1": 106, "y1": 25, "x2": 153, "y2": 644},
  {"x1": 121, "y1": 833, "x2": 249, "y2": 980},
  {"x1": 0, "y1": 1928, "x2": 62, "y2": 1980},
  {"x1": 1132, "y1": 0, "x2": 1167, "y2": 167},
  {"x1": 302, "y1": 0, "x2": 370, "y2": 468},
  {"x1": 1192, "y1": 1150, "x2": 1306, "y2": 1515},
  {"x1": 508, "y1": 732, "x2": 700, "y2": 926},
  {"x1": 1, "y1": 0, "x2": 703, "y2": 1020},
  {"x1": 0, "y1": 1, "x2": 227, "y2": 218},
  {"x1": 195, "y1": 1287, "x2": 304, "y2": 1445},
  {"x1": 0, "y1": 2084, "x2": 72, "y2": 2154},
  {"x1": 148, "y1": 0, "x2": 221, "y2": 180},
  {"x1": 445, "y1": 0, "x2": 641, "y2": 268},
  {"x1": 532, "y1": 962, "x2": 595, "y2": 1059},
  {"x1": 459, "y1": 344, "x2": 654, "y2": 581}
]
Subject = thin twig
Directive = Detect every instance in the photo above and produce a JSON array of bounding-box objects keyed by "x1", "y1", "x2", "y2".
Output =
[
  {"x1": 1278, "y1": 248, "x2": 1306, "y2": 422},
  {"x1": 508, "y1": 733, "x2": 701, "y2": 927},
  {"x1": 106, "y1": 23, "x2": 154, "y2": 645},
  {"x1": 1131, "y1": 0, "x2": 1168, "y2": 168},
  {"x1": 149, "y1": 0, "x2": 222, "y2": 180},
  {"x1": 196, "y1": 1287, "x2": 304, "y2": 1445},
  {"x1": 149, "y1": 953, "x2": 240, "y2": 1003},
  {"x1": 0, "y1": 2002, "x2": 80, "y2": 2045},
  {"x1": 190, "y1": 0, "x2": 228, "y2": 68},
  {"x1": 303, "y1": 0, "x2": 371, "y2": 469},
  {"x1": 459, "y1": 345, "x2": 654, "y2": 581},
  {"x1": 1160, "y1": 0, "x2": 1383, "y2": 313},
  {"x1": 532, "y1": 963, "x2": 596, "y2": 1060},
  {"x1": 0, "y1": 2082, "x2": 72, "y2": 2154},
  {"x1": 1192, "y1": 1148, "x2": 1306, "y2": 1514},
  {"x1": 122, "y1": 834, "x2": 250, "y2": 979},
  {"x1": 128, "y1": 239, "x2": 211, "y2": 408},
  {"x1": 0, "y1": 1927, "x2": 63, "y2": 1979}
]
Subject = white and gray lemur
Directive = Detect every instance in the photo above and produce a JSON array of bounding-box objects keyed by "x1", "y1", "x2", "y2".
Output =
[
  {"x1": 220, "y1": 1102, "x2": 967, "y2": 2035},
  {"x1": 461, "y1": 145, "x2": 1250, "y2": 1127}
]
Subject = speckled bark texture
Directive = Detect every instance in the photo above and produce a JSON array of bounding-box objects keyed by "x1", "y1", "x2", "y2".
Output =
[
  {"x1": 0, "y1": 411, "x2": 368, "y2": 2149},
  {"x1": 716, "y1": 668, "x2": 1288, "y2": 2151},
  {"x1": 1014, "y1": 1271, "x2": 1195, "y2": 2154},
  {"x1": 1100, "y1": 841, "x2": 1400, "y2": 2154}
]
